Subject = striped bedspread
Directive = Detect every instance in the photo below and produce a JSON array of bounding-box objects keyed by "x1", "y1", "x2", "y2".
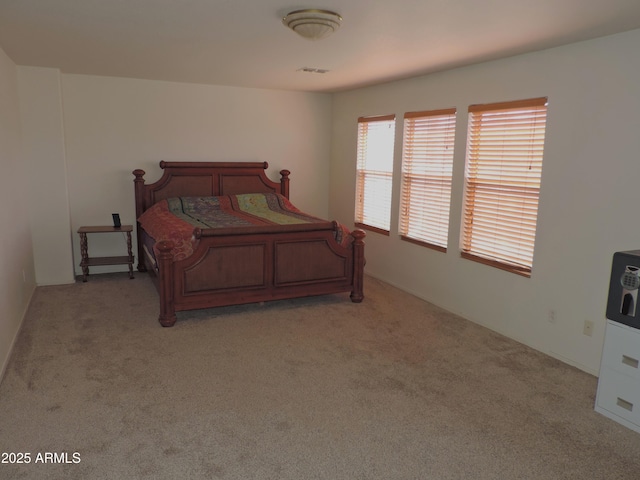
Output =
[{"x1": 138, "y1": 193, "x2": 350, "y2": 260}]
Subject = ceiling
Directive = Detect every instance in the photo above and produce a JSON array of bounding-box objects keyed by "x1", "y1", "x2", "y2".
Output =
[{"x1": 1, "y1": 0, "x2": 640, "y2": 93}]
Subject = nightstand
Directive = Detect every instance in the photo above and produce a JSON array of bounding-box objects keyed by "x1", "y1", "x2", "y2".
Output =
[{"x1": 78, "y1": 225, "x2": 134, "y2": 282}]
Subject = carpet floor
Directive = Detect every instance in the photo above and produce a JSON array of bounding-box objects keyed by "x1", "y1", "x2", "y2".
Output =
[{"x1": 1, "y1": 273, "x2": 639, "y2": 479}]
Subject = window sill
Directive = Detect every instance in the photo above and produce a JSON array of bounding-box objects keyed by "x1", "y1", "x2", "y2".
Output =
[
  {"x1": 355, "y1": 223, "x2": 390, "y2": 236},
  {"x1": 460, "y1": 252, "x2": 531, "y2": 278}
]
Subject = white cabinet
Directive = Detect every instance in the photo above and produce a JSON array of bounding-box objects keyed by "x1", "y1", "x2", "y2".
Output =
[{"x1": 595, "y1": 320, "x2": 640, "y2": 433}]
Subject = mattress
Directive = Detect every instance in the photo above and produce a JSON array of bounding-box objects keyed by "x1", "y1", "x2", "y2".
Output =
[{"x1": 138, "y1": 192, "x2": 350, "y2": 260}]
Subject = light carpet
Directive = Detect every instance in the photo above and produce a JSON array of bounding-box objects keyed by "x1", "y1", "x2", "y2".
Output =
[{"x1": 1, "y1": 273, "x2": 639, "y2": 479}]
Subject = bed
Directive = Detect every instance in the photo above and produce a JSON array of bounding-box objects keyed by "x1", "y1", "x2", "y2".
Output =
[{"x1": 133, "y1": 161, "x2": 366, "y2": 327}]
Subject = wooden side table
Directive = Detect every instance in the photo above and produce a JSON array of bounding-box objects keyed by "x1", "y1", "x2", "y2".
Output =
[{"x1": 78, "y1": 225, "x2": 134, "y2": 282}]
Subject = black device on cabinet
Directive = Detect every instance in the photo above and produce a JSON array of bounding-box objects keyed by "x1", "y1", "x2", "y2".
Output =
[{"x1": 606, "y1": 250, "x2": 640, "y2": 329}]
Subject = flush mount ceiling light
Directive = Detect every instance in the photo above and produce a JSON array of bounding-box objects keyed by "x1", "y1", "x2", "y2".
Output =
[{"x1": 282, "y1": 9, "x2": 342, "y2": 41}]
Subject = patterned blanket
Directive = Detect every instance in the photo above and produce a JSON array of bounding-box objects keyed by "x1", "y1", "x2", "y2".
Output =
[{"x1": 138, "y1": 193, "x2": 350, "y2": 260}]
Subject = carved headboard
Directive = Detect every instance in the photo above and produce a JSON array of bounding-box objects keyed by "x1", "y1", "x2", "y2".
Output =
[{"x1": 133, "y1": 161, "x2": 291, "y2": 220}]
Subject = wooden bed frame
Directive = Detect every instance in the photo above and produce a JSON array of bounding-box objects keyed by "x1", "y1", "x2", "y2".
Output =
[{"x1": 133, "y1": 161, "x2": 365, "y2": 327}]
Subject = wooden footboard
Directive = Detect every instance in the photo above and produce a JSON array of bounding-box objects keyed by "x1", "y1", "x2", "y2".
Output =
[{"x1": 152, "y1": 225, "x2": 365, "y2": 326}]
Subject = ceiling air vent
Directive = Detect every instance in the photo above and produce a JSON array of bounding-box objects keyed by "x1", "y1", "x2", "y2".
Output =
[{"x1": 297, "y1": 67, "x2": 330, "y2": 74}]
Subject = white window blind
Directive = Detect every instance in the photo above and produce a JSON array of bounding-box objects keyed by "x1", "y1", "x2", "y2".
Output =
[
  {"x1": 400, "y1": 108, "x2": 457, "y2": 251},
  {"x1": 355, "y1": 115, "x2": 396, "y2": 234},
  {"x1": 462, "y1": 97, "x2": 548, "y2": 277}
]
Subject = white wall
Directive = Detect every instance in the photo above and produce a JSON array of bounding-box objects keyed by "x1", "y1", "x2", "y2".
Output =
[
  {"x1": 18, "y1": 67, "x2": 75, "y2": 286},
  {"x1": 0, "y1": 47, "x2": 36, "y2": 377},
  {"x1": 330, "y1": 28, "x2": 640, "y2": 375},
  {"x1": 52, "y1": 74, "x2": 333, "y2": 276}
]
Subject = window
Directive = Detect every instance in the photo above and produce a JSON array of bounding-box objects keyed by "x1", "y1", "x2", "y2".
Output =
[
  {"x1": 462, "y1": 97, "x2": 548, "y2": 277},
  {"x1": 355, "y1": 115, "x2": 396, "y2": 234},
  {"x1": 399, "y1": 108, "x2": 457, "y2": 251}
]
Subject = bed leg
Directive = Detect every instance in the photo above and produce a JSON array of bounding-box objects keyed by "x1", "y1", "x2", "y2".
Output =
[
  {"x1": 137, "y1": 261, "x2": 147, "y2": 273},
  {"x1": 133, "y1": 169, "x2": 148, "y2": 273},
  {"x1": 159, "y1": 313, "x2": 177, "y2": 328},
  {"x1": 350, "y1": 229, "x2": 366, "y2": 303},
  {"x1": 156, "y1": 241, "x2": 177, "y2": 327}
]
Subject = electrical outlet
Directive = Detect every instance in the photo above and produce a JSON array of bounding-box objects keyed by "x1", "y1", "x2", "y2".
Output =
[
  {"x1": 583, "y1": 320, "x2": 594, "y2": 337},
  {"x1": 548, "y1": 309, "x2": 556, "y2": 324}
]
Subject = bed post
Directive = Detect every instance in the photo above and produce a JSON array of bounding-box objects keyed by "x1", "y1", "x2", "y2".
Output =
[
  {"x1": 133, "y1": 169, "x2": 147, "y2": 273},
  {"x1": 350, "y1": 229, "x2": 366, "y2": 303},
  {"x1": 156, "y1": 240, "x2": 177, "y2": 327},
  {"x1": 279, "y1": 170, "x2": 290, "y2": 198}
]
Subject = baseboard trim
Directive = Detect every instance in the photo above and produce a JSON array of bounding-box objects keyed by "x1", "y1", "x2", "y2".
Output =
[
  {"x1": 364, "y1": 271, "x2": 598, "y2": 377},
  {"x1": 0, "y1": 284, "x2": 37, "y2": 384}
]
